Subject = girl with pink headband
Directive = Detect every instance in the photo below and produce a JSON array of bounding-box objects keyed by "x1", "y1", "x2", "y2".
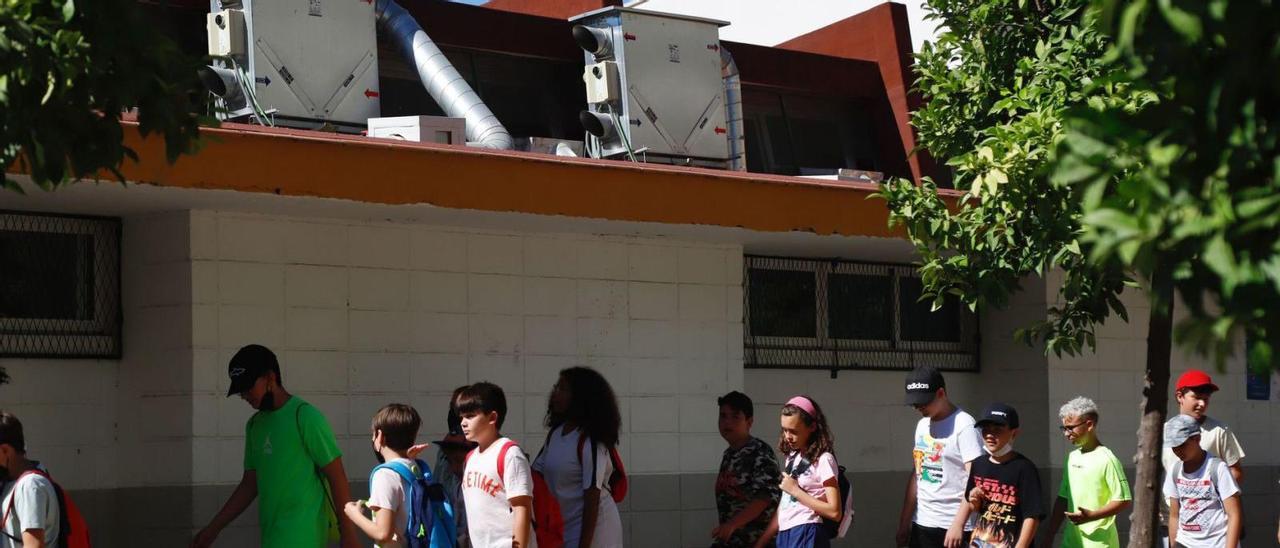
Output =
[{"x1": 753, "y1": 396, "x2": 842, "y2": 548}]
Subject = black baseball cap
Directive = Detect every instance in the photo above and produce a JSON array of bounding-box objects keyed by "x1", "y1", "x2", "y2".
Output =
[
  {"x1": 904, "y1": 365, "x2": 945, "y2": 406},
  {"x1": 226, "y1": 344, "x2": 279, "y2": 397},
  {"x1": 431, "y1": 407, "x2": 476, "y2": 450},
  {"x1": 975, "y1": 402, "x2": 1020, "y2": 429}
]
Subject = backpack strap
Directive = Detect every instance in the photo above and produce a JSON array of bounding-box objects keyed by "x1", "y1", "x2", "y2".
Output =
[
  {"x1": 1, "y1": 469, "x2": 56, "y2": 542},
  {"x1": 495, "y1": 440, "x2": 518, "y2": 485}
]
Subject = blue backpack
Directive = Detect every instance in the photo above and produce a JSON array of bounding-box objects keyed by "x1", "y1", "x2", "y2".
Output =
[{"x1": 368, "y1": 459, "x2": 457, "y2": 548}]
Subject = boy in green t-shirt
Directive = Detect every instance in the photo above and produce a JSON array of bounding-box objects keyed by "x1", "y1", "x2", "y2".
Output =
[
  {"x1": 1041, "y1": 397, "x2": 1132, "y2": 548},
  {"x1": 192, "y1": 344, "x2": 361, "y2": 548}
]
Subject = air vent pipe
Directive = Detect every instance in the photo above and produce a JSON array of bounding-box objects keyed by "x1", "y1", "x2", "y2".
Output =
[
  {"x1": 720, "y1": 46, "x2": 746, "y2": 171},
  {"x1": 375, "y1": 0, "x2": 513, "y2": 149}
]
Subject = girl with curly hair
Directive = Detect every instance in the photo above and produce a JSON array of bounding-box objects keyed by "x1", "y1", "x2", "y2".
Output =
[{"x1": 533, "y1": 366, "x2": 624, "y2": 548}]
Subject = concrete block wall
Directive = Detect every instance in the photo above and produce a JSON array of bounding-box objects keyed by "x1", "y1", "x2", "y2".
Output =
[
  {"x1": 0, "y1": 211, "x2": 200, "y2": 546},
  {"x1": 186, "y1": 211, "x2": 744, "y2": 547}
]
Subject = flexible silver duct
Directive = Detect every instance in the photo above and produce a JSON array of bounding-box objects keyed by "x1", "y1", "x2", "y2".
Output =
[
  {"x1": 376, "y1": 0, "x2": 513, "y2": 149},
  {"x1": 720, "y1": 47, "x2": 746, "y2": 171}
]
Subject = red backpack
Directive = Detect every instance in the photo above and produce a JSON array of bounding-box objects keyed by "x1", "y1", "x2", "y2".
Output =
[
  {"x1": 573, "y1": 436, "x2": 628, "y2": 503},
  {"x1": 2, "y1": 468, "x2": 91, "y2": 548}
]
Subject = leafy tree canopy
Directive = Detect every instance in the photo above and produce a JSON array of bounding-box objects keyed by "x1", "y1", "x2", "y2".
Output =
[
  {"x1": 1, "y1": 0, "x2": 208, "y2": 192},
  {"x1": 1056, "y1": 0, "x2": 1280, "y2": 371},
  {"x1": 877, "y1": 0, "x2": 1135, "y2": 355}
]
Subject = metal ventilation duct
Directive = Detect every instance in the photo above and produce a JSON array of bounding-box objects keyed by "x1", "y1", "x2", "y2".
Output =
[
  {"x1": 375, "y1": 0, "x2": 513, "y2": 149},
  {"x1": 720, "y1": 47, "x2": 746, "y2": 172}
]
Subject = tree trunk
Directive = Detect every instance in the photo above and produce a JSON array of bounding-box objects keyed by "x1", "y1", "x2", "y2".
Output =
[{"x1": 1128, "y1": 273, "x2": 1174, "y2": 547}]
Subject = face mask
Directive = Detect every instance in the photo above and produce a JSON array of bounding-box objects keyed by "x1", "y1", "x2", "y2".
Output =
[
  {"x1": 0, "y1": 465, "x2": 8, "y2": 481},
  {"x1": 259, "y1": 385, "x2": 275, "y2": 411},
  {"x1": 988, "y1": 441, "x2": 1014, "y2": 458},
  {"x1": 372, "y1": 442, "x2": 385, "y2": 464}
]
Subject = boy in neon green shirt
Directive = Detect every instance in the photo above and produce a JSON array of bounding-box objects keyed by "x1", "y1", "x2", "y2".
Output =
[
  {"x1": 1041, "y1": 397, "x2": 1132, "y2": 548},
  {"x1": 192, "y1": 344, "x2": 360, "y2": 548}
]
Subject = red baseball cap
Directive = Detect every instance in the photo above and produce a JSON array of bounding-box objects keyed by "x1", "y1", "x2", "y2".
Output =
[{"x1": 1175, "y1": 369, "x2": 1219, "y2": 392}]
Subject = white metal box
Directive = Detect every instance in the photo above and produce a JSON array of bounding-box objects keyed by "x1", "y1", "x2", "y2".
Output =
[
  {"x1": 214, "y1": 0, "x2": 380, "y2": 128},
  {"x1": 206, "y1": 9, "x2": 246, "y2": 57},
  {"x1": 583, "y1": 61, "x2": 620, "y2": 104},
  {"x1": 571, "y1": 7, "x2": 729, "y2": 165},
  {"x1": 368, "y1": 116, "x2": 465, "y2": 144}
]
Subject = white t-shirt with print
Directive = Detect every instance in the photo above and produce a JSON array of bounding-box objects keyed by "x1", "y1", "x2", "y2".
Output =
[
  {"x1": 912, "y1": 408, "x2": 983, "y2": 530},
  {"x1": 1162, "y1": 455, "x2": 1240, "y2": 548},
  {"x1": 1159, "y1": 415, "x2": 1245, "y2": 526},
  {"x1": 532, "y1": 426, "x2": 623, "y2": 548},
  {"x1": 777, "y1": 451, "x2": 838, "y2": 532},
  {"x1": 462, "y1": 438, "x2": 537, "y2": 548},
  {"x1": 367, "y1": 458, "x2": 413, "y2": 548},
  {"x1": 0, "y1": 473, "x2": 59, "y2": 548}
]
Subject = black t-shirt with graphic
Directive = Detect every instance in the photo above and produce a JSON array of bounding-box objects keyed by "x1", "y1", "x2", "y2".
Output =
[{"x1": 964, "y1": 453, "x2": 1045, "y2": 548}]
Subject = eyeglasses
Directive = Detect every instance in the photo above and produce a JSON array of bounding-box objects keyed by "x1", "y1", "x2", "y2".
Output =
[{"x1": 1060, "y1": 422, "x2": 1088, "y2": 432}]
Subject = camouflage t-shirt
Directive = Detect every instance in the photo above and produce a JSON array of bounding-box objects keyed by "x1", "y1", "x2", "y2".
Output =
[{"x1": 713, "y1": 437, "x2": 782, "y2": 547}]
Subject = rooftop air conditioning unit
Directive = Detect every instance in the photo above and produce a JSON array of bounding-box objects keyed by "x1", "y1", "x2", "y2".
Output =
[
  {"x1": 570, "y1": 7, "x2": 731, "y2": 169},
  {"x1": 202, "y1": 0, "x2": 380, "y2": 131}
]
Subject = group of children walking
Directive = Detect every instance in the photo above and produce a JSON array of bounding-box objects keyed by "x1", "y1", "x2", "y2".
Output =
[{"x1": 0, "y1": 342, "x2": 1270, "y2": 548}]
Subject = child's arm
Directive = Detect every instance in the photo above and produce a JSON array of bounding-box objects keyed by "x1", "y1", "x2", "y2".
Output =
[
  {"x1": 343, "y1": 502, "x2": 397, "y2": 545},
  {"x1": 943, "y1": 461, "x2": 974, "y2": 548},
  {"x1": 1014, "y1": 517, "x2": 1039, "y2": 548},
  {"x1": 779, "y1": 475, "x2": 841, "y2": 521},
  {"x1": 751, "y1": 511, "x2": 779, "y2": 548},
  {"x1": 321, "y1": 457, "x2": 362, "y2": 548},
  {"x1": 580, "y1": 486, "x2": 601, "y2": 548},
  {"x1": 712, "y1": 498, "x2": 772, "y2": 542},
  {"x1": 1167, "y1": 498, "x2": 1179, "y2": 546},
  {"x1": 1066, "y1": 498, "x2": 1131, "y2": 525},
  {"x1": 192, "y1": 470, "x2": 258, "y2": 548},
  {"x1": 1223, "y1": 493, "x2": 1242, "y2": 547},
  {"x1": 896, "y1": 471, "x2": 917, "y2": 547},
  {"x1": 510, "y1": 495, "x2": 534, "y2": 548},
  {"x1": 1040, "y1": 496, "x2": 1067, "y2": 546},
  {"x1": 20, "y1": 528, "x2": 45, "y2": 548}
]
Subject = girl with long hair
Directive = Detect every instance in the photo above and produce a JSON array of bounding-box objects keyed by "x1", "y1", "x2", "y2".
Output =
[
  {"x1": 533, "y1": 366, "x2": 624, "y2": 548},
  {"x1": 754, "y1": 395, "x2": 841, "y2": 548}
]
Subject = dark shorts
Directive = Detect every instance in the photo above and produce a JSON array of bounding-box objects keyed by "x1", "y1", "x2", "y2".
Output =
[
  {"x1": 777, "y1": 523, "x2": 830, "y2": 548},
  {"x1": 909, "y1": 524, "x2": 971, "y2": 548}
]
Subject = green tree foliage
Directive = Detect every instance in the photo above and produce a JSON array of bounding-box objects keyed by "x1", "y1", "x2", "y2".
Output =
[
  {"x1": 876, "y1": 0, "x2": 1131, "y2": 355},
  {"x1": 1056, "y1": 0, "x2": 1280, "y2": 373},
  {"x1": 1, "y1": 0, "x2": 208, "y2": 192}
]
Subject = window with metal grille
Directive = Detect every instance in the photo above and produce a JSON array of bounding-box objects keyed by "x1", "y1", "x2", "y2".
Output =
[
  {"x1": 744, "y1": 256, "x2": 978, "y2": 374},
  {"x1": 0, "y1": 212, "x2": 121, "y2": 359}
]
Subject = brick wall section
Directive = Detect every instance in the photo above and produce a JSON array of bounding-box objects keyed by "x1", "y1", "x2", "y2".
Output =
[{"x1": 185, "y1": 211, "x2": 743, "y2": 546}]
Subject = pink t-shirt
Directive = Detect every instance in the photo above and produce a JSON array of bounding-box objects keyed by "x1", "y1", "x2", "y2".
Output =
[{"x1": 777, "y1": 451, "x2": 838, "y2": 531}]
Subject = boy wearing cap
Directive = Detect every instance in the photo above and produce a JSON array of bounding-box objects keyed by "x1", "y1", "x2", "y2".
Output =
[
  {"x1": 1159, "y1": 369, "x2": 1245, "y2": 545},
  {"x1": 957, "y1": 403, "x2": 1044, "y2": 548},
  {"x1": 193, "y1": 344, "x2": 360, "y2": 548},
  {"x1": 896, "y1": 365, "x2": 985, "y2": 548},
  {"x1": 1041, "y1": 397, "x2": 1131, "y2": 548},
  {"x1": 1162, "y1": 414, "x2": 1242, "y2": 548},
  {"x1": 1162, "y1": 370, "x2": 1245, "y2": 483}
]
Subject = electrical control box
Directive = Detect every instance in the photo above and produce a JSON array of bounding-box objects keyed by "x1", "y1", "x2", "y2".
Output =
[
  {"x1": 583, "y1": 61, "x2": 620, "y2": 104},
  {"x1": 206, "y1": 9, "x2": 246, "y2": 57}
]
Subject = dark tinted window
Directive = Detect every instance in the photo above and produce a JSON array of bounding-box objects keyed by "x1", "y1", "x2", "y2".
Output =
[
  {"x1": 827, "y1": 273, "x2": 892, "y2": 340},
  {"x1": 0, "y1": 231, "x2": 95, "y2": 320},
  {"x1": 747, "y1": 269, "x2": 816, "y2": 337},
  {"x1": 898, "y1": 277, "x2": 962, "y2": 342}
]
